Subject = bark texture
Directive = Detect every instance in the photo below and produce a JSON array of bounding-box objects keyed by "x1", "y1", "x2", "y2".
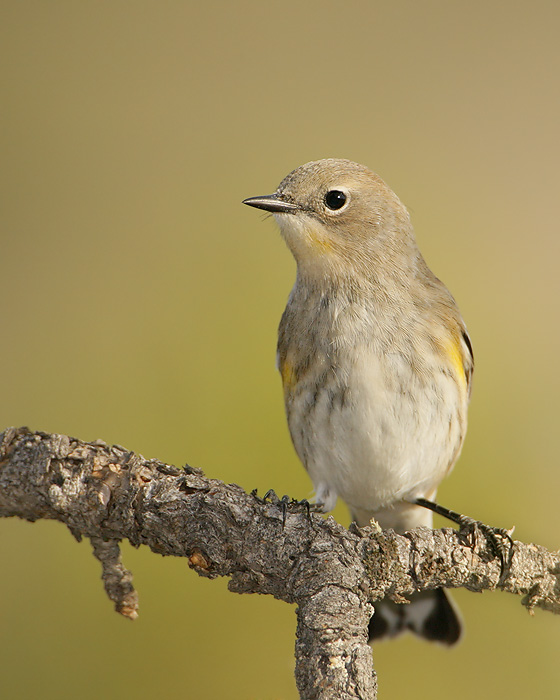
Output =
[{"x1": 1, "y1": 427, "x2": 558, "y2": 700}]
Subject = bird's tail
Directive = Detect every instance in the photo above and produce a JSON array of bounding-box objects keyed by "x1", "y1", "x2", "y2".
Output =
[
  {"x1": 353, "y1": 500, "x2": 463, "y2": 645},
  {"x1": 369, "y1": 588, "x2": 462, "y2": 646}
]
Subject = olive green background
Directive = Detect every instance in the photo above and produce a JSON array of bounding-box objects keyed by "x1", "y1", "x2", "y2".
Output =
[{"x1": 2, "y1": 2, "x2": 559, "y2": 698}]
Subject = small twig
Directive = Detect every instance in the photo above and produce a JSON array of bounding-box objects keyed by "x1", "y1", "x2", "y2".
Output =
[{"x1": 90, "y1": 536, "x2": 139, "y2": 620}]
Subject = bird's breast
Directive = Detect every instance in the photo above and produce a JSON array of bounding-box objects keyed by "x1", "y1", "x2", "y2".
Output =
[{"x1": 277, "y1": 297, "x2": 468, "y2": 512}]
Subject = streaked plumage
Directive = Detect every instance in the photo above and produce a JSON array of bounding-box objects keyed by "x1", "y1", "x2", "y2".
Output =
[{"x1": 244, "y1": 159, "x2": 473, "y2": 645}]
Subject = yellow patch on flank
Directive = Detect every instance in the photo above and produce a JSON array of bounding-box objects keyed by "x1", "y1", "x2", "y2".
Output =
[
  {"x1": 279, "y1": 358, "x2": 297, "y2": 393},
  {"x1": 445, "y1": 337, "x2": 467, "y2": 389}
]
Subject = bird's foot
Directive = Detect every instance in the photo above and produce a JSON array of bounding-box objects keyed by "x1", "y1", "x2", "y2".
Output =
[
  {"x1": 413, "y1": 497, "x2": 515, "y2": 577},
  {"x1": 252, "y1": 488, "x2": 323, "y2": 527}
]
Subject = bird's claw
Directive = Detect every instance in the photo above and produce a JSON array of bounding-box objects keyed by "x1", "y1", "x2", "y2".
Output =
[
  {"x1": 252, "y1": 488, "x2": 322, "y2": 527},
  {"x1": 457, "y1": 515, "x2": 515, "y2": 576}
]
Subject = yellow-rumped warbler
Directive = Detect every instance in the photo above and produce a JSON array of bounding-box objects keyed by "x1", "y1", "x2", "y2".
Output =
[{"x1": 243, "y1": 159, "x2": 473, "y2": 645}]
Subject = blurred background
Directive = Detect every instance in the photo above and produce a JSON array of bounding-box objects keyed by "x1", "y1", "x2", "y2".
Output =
[{"x1": 2, "y1": 2, "x2": 559, "y2": 698}]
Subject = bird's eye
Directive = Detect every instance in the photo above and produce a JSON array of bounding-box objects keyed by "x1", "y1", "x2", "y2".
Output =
[{"x1": 324, "y1": 190, "x2": 347, "y2": 211}]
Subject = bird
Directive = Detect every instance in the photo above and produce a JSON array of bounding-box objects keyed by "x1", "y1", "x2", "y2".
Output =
[{"x1": 243, "y1": 159, "x2": 473, "y2": 645}]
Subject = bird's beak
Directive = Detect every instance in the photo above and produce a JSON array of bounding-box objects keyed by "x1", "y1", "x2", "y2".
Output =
[{"x1": 242, "y1": 194, "x2": 300, "y2": 214}]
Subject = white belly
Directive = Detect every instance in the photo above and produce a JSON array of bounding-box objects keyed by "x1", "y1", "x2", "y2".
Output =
[{"x1": 287, "y1": 349, "x2": 465, "y2": 515}]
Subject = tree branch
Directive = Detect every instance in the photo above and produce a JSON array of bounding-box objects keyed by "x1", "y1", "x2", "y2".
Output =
[{"x1": 1, "y1": 427, "x2": 558, "y2": 700}]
